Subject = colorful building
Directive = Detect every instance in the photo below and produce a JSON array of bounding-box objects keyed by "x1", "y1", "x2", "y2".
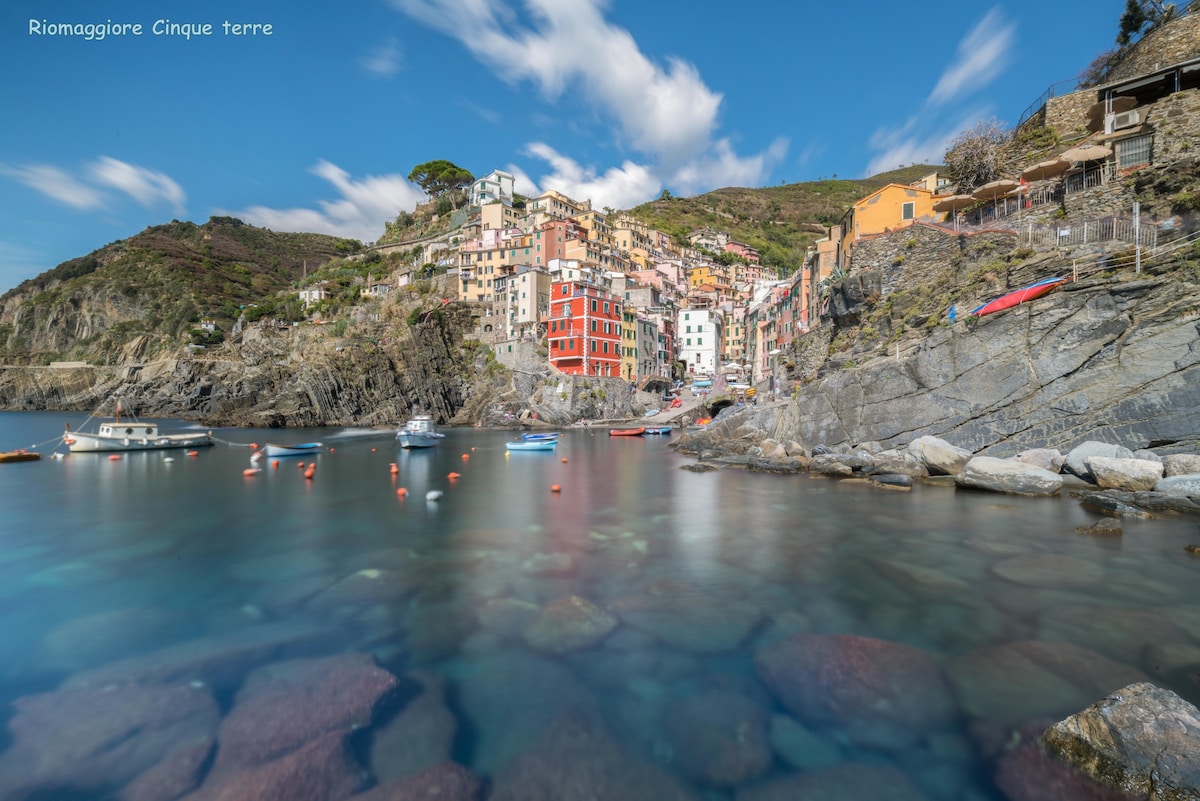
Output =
[
  {"x1": 544, "y1": 280, "x2": 623, "y2": 376},
  {"x1": 837, "y1": 183, "x2": 938, "y2": 270}
]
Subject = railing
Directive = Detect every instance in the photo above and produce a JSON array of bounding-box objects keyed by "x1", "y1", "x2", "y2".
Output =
[
  {"x1": 1016, "y1": 77, "x2": 1080, "y2": 127},
  {"x1": 1022, "y1": 216, "x2": 1159, "y2": 250}
]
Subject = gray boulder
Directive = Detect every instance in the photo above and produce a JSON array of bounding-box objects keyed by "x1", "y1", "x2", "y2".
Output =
[
  {"x1": 1086, "y1": 457, "x2": 1163, "y2": 492},
  {"x1": 1041, "y1": 682, "x2": 1200, "y2": 800},
  {"x1": 1011, "y1": 448, "x2": 1065, "y2": 473},
  {"x1": 1155, "y1": 474, "x2": 1200, "y2": 498},
  {"x1": 1164, "y1": 454, "x2": 1200, "y2": 477},
  {"x1": 956, "y1": 457, "x2": 1064, "y2": 496},
  {"x1": 1064, "y1": 441, "x2": 1134, "y2": 482},
  {"x1": 909, "y1": 435, "x2": 972, "y2": 476}
]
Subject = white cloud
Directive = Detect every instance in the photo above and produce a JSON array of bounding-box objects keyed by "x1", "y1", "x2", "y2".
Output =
[
  {"x1": 229, "y1": 160, "x2": 426, "y2": 243},
  {"x1": 0, "y1": 163, "x2": 106, "y2": 209},
  {"x1": 89, "y1": 157, "x2": 186, "y2": 213},
  {"x1": 928, "y1": 8, "x2": 1015, "y2": 107},
  {"x1": 523, "y1": 143, "x2": 660, "y2": 209},
  {"x1": 361, "y1": 38, "x2": 403, "y2": 77},
  {"x1": 390, "y1": 0, "x2": 775, "y2": 190},
  {"x1": 865, "y1": 8, "x2": 1013, "y2": 177},
  {"x1": 865, "y1": 107, "x2": 988, "y2": 177},
  {"x1": 670, "y1": 137, "x2": 788, "y2": 195}
]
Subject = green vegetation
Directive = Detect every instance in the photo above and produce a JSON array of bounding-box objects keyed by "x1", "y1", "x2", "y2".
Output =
[
  {"x1": 627, "y1": 165, "x2": 942, "y2": 276},
  {"x1": 408, "y1": 160, "x2": 474, "y2": 203}
]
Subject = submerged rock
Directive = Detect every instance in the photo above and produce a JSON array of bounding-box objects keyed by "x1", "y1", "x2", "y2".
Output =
[
  {"x1": 662, "y1": 690, "x2": 771, "y2": 786},
  {"x1": 608, "y1": 582, "x2": 762, "y2": 654},
  {"x1": 754, "y1": 632, "x2": 953, "y2": 750},
  {"x1": 1041, "y1": 682, "x2": 1200, "y2": 800},
  {"x1": 734, "y1": 762, "x2": 929, "y2": 801},
  {"x1": 350, "y1": 762, "x2": 482, "y2": 801},
  {"x1": 368, "y1": 672, "x2": 458, "y2": 784},
  {"x1": 521, "y1": 595, "x2": 618, "y2": 654}
]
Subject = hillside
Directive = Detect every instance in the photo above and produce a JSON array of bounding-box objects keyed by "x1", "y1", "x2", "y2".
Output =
[
  {"x1": 627, "y1": 165, "x2": 942, "y2": 274},
  {"x1": 0, "y1": 217, "x2": 361, "y2": 364}
]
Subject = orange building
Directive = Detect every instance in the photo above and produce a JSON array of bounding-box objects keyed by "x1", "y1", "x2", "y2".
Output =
[
  {"x1": 837, "y1": 183, "x2": 937, "y2": 270},
  {"x1": 544, "y1": 280, "x2": 623, "y2": 376}
]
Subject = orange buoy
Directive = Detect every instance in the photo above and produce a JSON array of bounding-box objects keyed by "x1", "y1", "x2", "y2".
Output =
[
  {"x1": 108, "y1": 454, "x2": 121, "y2": 461},
  {"x1": 551, "y1": 484, "x2": 561, "y2": 493},
  {"x1": 187, "y1": 450, "x2": 199, "y2": 457},
  {"x1": 396, "y1": 487, "x2": 408, "y2": 497},
  {"x1": 272, "y1": 460, "x2": 279, "y2": 469},
  {"x1": 243, "y1": 468, "x2": 260, "y2": 476},
  {"x1": 389, "y1": 463, "x2": 399, "y2": 474},
  {"x1": 371, "y1": 447, "x2": 377, "y2": 453},
  {"x1": 447, "y1": 471, "x2": 461, "y2": 479},
  {"x1": 298, "y1": 461, "x2": 305, "y2": 469},
  {"x1": 249, "y1": 443, "x2": 258, "y2": 449},
  {"x1": 304, "y1": 465, "x2": 315, "y2": 479},
  {"x1": 561, "y1": 457, "x2": 568, "y2": 463},
  {"x1": 471, "y1": 447, "x2": 476, "y2": 452},
  {"x1": 461, "y1": 453, "x2": 469, "y2": 461}
]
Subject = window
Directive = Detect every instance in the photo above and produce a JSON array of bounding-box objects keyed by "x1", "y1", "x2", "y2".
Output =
[
  {"x1": 591, "y1": 320, "x2": 597, "y2": 332},
  {"x1": 591, "y1": 299, "x2": 598, "y2": 312},
  {"x1": 591, "y1": 340, "x2": 597, "y2": 352},
  {"x1": 561, "y1": 285, "x2": 568, "y2": 295},
  {"x1": 687, "y1": 338, "x2": 692, "y2": 346},
  {"x1": 604, "y1": 322, "x2": 611, "y2": 334},
  {"x1": 1116, "y1": 134, "x2": 1152, "y2": 169},
  {"x1": 603, "y1": 302, "x2": 609, "y2": 314},
  {"x1": 603, "y1": 341, "x2": 609, "y2": 353},
  {"x1": 902, "y1": 202, "x2": 915, "y2": 220}
]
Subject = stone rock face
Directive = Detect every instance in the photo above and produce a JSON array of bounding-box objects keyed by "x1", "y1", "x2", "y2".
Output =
[
  {"x1": 956, "y1": 456, "x2": 1064, "y2": 496},
  {"x1": 1086, "y1": 456, "x2": 1163, "y2": 492},
  {"x1": 1041, "y1": 682, "x2": 1200, "y2": 800},
  {"x1": 0, "y1": 682, "x2": 218, "y2": 800},
  {"x1": 369, "y1": 673, "x2": 458, "y2": 784},
  {"x1": 662, "y1": 691, "x2": 771, "y2": 786},
  {"x1": 211, "y1": 654, "x2": 398, "y2": 775},
  {"x1": 1156, "y1": 474, "x2": 1200, "y2": 497},
  {"x1": 945, "y1": 640, "x2": 1150, "y2": 731},
  {"x1": 350, "y1": 762, "x2": 482, "y2": 801},
  {"x1": 1064, "y1": 442, "x2": 1135, "y2": 482},
  {"x1": 182, "y1": 730, "x2": 366, "y2": 801},
  {"x1": 489, "y1": 712, "x2": 697, "y2": 801},
  {"x1": 608, "y1": 581, "x2": 762, "y2": 654},
  {"x1": 521, "y1": 595, "x2": 618, "y2": 653},
  {"x1": 754, "y1": 632, "x2": 954, "y2": 750},
  {"x1": 734, "y1": 762, "x2": 929, "y2": 801},
  {"x1": 909, "y1": 435, "x2": 972, "y2": 476},
  {"x1": 1164, "y1": 454, "x2": 1200, "y2": 476},
  {"x1": 1012, "y1": 448, "x2": 1066, "y2": 473}
]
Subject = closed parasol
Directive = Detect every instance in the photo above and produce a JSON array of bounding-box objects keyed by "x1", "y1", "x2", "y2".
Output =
[
  {"x1": 1019, "y1": 157, "x2": 1071, "y2": 182},
  {"x1": 1060, "y1": 143, "x2": 1112, "y2": 162}
]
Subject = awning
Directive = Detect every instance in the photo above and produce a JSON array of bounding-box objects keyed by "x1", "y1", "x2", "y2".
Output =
[{"x1": 1060, "y1": 143, "x2": 1112, "y2": 162}]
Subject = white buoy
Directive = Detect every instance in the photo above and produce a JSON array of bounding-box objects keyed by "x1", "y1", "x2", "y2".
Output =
[
  {"x1": 425, "y1": 490, "x2": 443, "y2": 501},
  {"x1": 163, "y1": 456, "x2": 175, "y2": 463}
]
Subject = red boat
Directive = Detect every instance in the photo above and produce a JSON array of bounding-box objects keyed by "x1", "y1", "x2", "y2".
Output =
[
  {"x1": 970, "y1": 276, "x2": 1069, "y2": 317},
  {"x1": 609, "y1": 427, "x2": 646, "y2": 437}
]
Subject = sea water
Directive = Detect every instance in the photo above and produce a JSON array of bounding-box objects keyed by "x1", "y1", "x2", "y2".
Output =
[{"x1": 0, "y1": 410, "x2": 1198, "y2": 799}]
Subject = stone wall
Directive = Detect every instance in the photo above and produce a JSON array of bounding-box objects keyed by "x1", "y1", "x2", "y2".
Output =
[
  {"x1": 1044, "y1": 90, "x2": 1096, "y2": 141},
  {"x1": 1147, "y1": 87, "x2": 1200, "y2": 166},
  {"x1": 853, "y1": 225, "x2": 1018, "y2": 298},
  {"x1": 1108, "y1": 12, "x2": 1200, "y2": 81}
]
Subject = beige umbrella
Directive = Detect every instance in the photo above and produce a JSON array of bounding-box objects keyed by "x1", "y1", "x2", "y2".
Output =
[
  {"x1": 932, "y1": 194, "x2": 976, "y2": 213},
  {"x1": 1060, "y1": 143, "x2": 1112, "y2": 162},
  {"x1": 971, "y1": 179, "x2": 1019, "y2": 201},
  {"x1": 1019, "y1": 157, "x2": 1071, "y2": 182}
]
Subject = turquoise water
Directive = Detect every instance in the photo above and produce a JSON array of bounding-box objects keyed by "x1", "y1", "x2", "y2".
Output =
[{"x1": 1, "y1": 410, "x2": 1198, "y2": 799}]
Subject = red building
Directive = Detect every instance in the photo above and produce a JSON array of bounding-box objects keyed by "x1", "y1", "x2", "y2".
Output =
[{"x1": 545, "y1": 280, "x2": 623, "y2": 376}]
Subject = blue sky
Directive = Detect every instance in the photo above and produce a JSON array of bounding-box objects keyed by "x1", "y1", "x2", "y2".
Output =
[{"x1": 1, "y1": 0, "x2": 1124, "y2": 292}]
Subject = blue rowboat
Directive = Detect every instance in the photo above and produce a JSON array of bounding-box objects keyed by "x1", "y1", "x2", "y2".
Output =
[
  {"x1": 506, "y1": 439, "x2": 558, "y2": 451},
  {"x1": 263, "y1": 442, "x2": 322, "y2": 457},
  {"x1": 644, "y1": 426, "x2": 673, "y2": 435},
  {"x1": 521, "y1": 432, "x2": 560, "y2": 441}
]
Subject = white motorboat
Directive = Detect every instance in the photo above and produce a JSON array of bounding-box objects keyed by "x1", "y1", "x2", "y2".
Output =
[
  {"x1": 396, "y1": 414, "x2": 445, "y2": 449},
  {"x1": 65, "y1": 419, "x2": 213, "y2": 453}
]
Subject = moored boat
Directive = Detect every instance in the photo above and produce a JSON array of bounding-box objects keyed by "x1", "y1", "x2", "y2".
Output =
[
  {"x1": 970, "y1": 276, "x2": 1069, "y2": 317},
  {"x1": 397, "y1": 414, "x2": 445, "y2": 449},
  {"x1": 644, "y1": 426, "x2": 673, "y2": 435},
  {"x1": 506, "y1": 439, "x2": 558, "y2": 451},
  {"x1": 0, "y1": 450, "x2": 42, "y2": 463},
  {"x1": 263, "y1": 442, "x2": 323, "y2": 457},
  {"x1": 609, "y1": 427, "x2": 646, "y2": 437},
  {"x1": 65, "y1": 405, "x2": 214, "y2": 454},
  {"x1": 521, "y1": 432, "x2": 560, "y2": 441}
]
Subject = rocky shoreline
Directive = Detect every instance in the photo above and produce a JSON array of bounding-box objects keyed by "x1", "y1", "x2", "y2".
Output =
[{"x1": 673, "y1": 403, "x2": 1200, "y2": 521}]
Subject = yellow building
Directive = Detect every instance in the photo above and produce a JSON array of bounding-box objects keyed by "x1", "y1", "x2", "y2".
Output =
[{"x1": 837, "y1": 183, "x2": 937, "y2": 270}]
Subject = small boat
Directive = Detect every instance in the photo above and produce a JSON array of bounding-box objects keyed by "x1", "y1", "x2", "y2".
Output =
[
  {"x1": 521, "y1": 432, "x2": 560, "y2": 441},
  {"x1": 397, "y1": 414, "x2": 445, "y2": 449},
  {"x1": 65, "y1": 398, "x2": 214, "y2": 454},
  {"x1": 644, "y1": 426, "x2": 673, "y2": 435},
  {"x1": 0, "y1": 450, "x2": 41, "y2": 463},
  {"x1": 506, "y1": 439, "x2": 558, "y2": 451},
  {"x1": 970, "y1": 276, "x2": 1069, "y2": 317},
  {"x1": 263, "y1": 442, "x2": 323, "y2": 457},
  {"x1": 609, "y1": 427, "x2": 646, "y2": 437}
]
